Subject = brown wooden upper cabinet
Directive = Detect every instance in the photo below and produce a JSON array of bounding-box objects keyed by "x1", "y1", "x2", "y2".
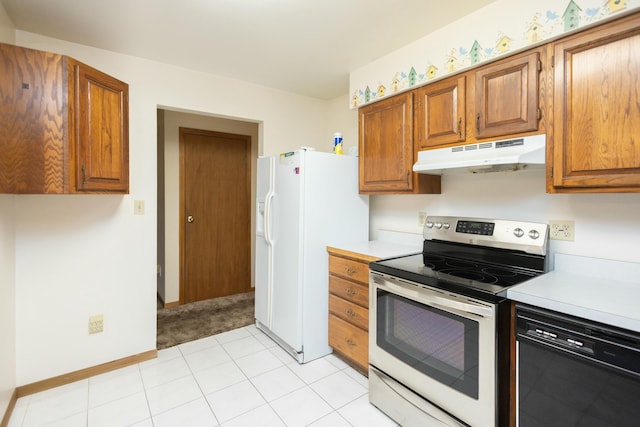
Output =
[
  {"x1": 415, "y1": 75, "x2": 466, "y2": 150},
  {"x1": 358, "y1": 92, "x2": 441, "y2": 194},
  {"x1": 0, "y1": 43, "x2": 129, "y2": 194},
  {"x1": 550, "y1": 12, "x2": 640, "y2": 193},
  {"x1": 474, "y1": 51, "x2": 541, "y2": 139}
]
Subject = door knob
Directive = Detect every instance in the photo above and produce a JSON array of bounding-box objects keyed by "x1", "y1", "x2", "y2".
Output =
[{"x1": 187, "y1": 215, "x2": 194, "y2": 223}]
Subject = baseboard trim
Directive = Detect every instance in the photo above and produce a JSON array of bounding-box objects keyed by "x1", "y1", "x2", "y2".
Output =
[
  {"x1": 163, "y1": 301, "x2": 181, "y2": 309},
  {"x1": 0, "y1": 388, "x2": 18, "y2": 427},
  {"x1": 16, "y1": 349, "x2": 157, "y2": 398}
]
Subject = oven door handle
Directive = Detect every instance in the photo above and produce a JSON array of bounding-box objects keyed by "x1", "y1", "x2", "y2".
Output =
[{"x1": 380, "y1": 278, "x2": 493, "y2": 319}]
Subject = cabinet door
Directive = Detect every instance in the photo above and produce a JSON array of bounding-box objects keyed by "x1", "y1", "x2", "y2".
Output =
[
  {"x1": 415, "y1": 75, "x2": 466, "y2": 149},
  {"x1": 551, "y1": 14, "x2": 640, "y2": 191},
  {"x1": 0, "y1": 43, "x2": 66, "y2": 194},
  {"x1": 359, "y1": 93, "x2": 415, "y2": 192},
  {"x1": 475, "y1": 52, "x2": 540, "y2": 139},
  {"x1": 358, "y1": 93, "x2": 440, "y2": 194},
  {"x1": 71, "y1": 61, "x2": 129, "y2": 193}
]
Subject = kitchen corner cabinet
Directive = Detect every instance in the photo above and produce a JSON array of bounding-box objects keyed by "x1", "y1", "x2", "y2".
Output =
[
  {"x1": 0, "y1": 42, "x2": 129, "y2": 194},
  {"x1": 549, "y1": 12, "x2": 640, "y2": 193},
  {"x1": 474, "y1": 50, "x2": 541, "y2": 139},
  {"x1": 327, "y1": 247, "x2": 379, "y2": 375},
  {"x1": 358, "y1": 92, "x2": 441, "y2": 194},
  {"x1": 415, "y1": 75, "x2": 466, "y2": 149}
]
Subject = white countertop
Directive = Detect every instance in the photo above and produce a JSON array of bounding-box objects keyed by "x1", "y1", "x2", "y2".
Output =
[
  {"x1": 328, "y1": 240, "x2": 420, "y2": 260},
  {"x1": 507, "y1": 253, "x2": 640, "y2": 333}
]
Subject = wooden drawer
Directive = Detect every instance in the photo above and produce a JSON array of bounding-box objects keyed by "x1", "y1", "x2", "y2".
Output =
[
  {"x1": 329, "y1": 294, "x2": 368, "y2": 331},
  {"x1": 329, "y1": 255, "x2": 369, "y2": 284},
  {"x1": 329, "y1": 275, "x2": 369, "y2": 308},
  {"x1": 329, "y1": 314, "x2": 368, "y2": 371}
]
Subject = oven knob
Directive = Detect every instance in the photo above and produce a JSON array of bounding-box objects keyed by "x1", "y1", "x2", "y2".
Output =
[
  {"x1": 435, "y1": 222, "x2": 442, "y2": 229},
  {"x1": 443, "y1": 222, "x2": 450, "y2": 230},
  {"x1": 425, "y1": 221, "x2": 434, "y2": 229},
  {"x1": 513, "y1": 227, "x2": 524, "y2": 238},
  {"x1": 529, "y1": 229, "x2": 540, "y2": 239}
]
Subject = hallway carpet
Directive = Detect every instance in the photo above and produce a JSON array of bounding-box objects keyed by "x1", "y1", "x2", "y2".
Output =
[{"x1": 157, "y1": 291, "x2": 255, "y2": 349}]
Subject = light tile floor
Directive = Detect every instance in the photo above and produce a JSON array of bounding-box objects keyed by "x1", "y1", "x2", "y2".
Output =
[{"x1": 8, "y1": 325, "x2": 398, "y2": 427}]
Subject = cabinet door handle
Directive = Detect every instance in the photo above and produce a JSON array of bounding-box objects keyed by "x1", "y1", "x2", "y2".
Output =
[
  {"x1": 457, "y1": 117, "x2": 462, "y2": 139},
  {"x1": 476, "y1": 113, "x2": 480, "y2": 132},
  {"x1": 345, "y1": 309, "x2": 357, "y2": 318},
  {"x1": 345, "y1": 338, "x2": 357, "y2": 347},
  {"x1": 344, "y1": 266, "x2": 358, "y2": 275},
  {"x1": 81, "y1": 165, "x2": 87, "y2": 184},
  {"x1": 345, "y1": 288, "x2": 358, "y2": 296}
]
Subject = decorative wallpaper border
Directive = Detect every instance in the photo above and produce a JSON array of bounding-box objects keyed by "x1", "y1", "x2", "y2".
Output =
[{"x1": 350, "y1": 0, "x2": 640, "y2": 108}]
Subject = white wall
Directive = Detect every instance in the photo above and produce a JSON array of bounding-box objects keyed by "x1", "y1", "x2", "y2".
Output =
[
  {"x1": 161, "y1": 110, "x2": 259, "y2": 304},
  {"x1": 368, "y1": 170, "x2": 640, "y2": 266},
  {"x1": 350, "y1": 0, "x2": 640, "y2": 108},
  {"x1": 0, "y1": 195, "x2": 16, "y2": 423},
  {"x1": 12, "y1": 30, "x2": 332, "y2": 385},
  {"x1": 0, "y1": 1, "x2": 16, "y2": 420},
  {"x1": 0, "y1": 0, "x2": 13, "y2": 44}
]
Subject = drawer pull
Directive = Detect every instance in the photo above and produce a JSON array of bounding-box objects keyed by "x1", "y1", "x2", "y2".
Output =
[
  {"x1": 344, "y1": 266, "x2": 358, "y2": 275},
  {"x1": 344, "y1": 287, "x2": 358, "y2": 296},
  {"x1": 345, "y1": 338, "x2": 357, "y2": 347},
  {"x1": 345, "y1": 309, "x2": 357, "y2": 318}
]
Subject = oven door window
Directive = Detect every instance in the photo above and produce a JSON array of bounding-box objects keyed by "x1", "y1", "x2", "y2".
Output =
[{"x1": 376, "y1": 289, "x2": 479, "y2": 399}]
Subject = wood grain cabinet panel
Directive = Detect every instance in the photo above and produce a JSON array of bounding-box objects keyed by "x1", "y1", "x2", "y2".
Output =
[
  {"x1": 550, "y1": 13, "x2": 640, "y2": 192},
  {"x1": 358, "y1": 92, "x2": 440, "y2": 194},
  {"x1": 474, "y1": 51, "x2": 540, "y2": 139},
  {"x1": 327, "y1": 249, "x2": 377, "y2": 375},
  {"x1": 415, "y1": 75, "x2": 466, "y2": 149},
  {"x1": 0, "y1": 42, "x2": 129, "y2": 194},
  {"x1": 328, "y1": 314, "x2": 369, "y2": 370}
]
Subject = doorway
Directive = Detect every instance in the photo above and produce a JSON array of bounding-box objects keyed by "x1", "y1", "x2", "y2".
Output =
[
  {"x1": 157, "y1": 109, "x2": 260, "y2": 307},
  {"x1": 179, "y1": 128, "x2": 252, "y2": 303}
]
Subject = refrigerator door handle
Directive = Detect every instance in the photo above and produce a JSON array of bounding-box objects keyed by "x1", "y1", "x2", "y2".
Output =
[
  {"x1": 264, "y1": 190, "x2": 274, "y2": 245},
  {"x1": 264, "y1": 156, "x2": 276, "y2": 327},
  {"x1": 264, "y1": 156, "x2": 275, "y2": 246}
]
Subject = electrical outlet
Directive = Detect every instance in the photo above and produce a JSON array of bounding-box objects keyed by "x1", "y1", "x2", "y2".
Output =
[
  {"x1": 549, "y1": 220, "x2": 575, "y2": 241},
  {"x1": 89, "y1": 315, "x2": 104, "y2": 334},
  {"x1": 418, "y1": 211, "x2": 427, "y2": 227}
]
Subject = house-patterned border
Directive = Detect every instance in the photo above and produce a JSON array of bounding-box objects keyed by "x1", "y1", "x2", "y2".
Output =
[{"x1": 351, "y1": 0, "x2": 638, "y2": 108}]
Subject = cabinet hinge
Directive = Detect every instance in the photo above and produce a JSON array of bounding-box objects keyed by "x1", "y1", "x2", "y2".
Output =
[
  {"x1": 537, "y1": 59, "x2": 542, "y2": 73},
  {"x1": 551, "y1": 55, "x2": 554, "y2": 68},
  {"x1": 550, "y1": 166, "x2": 553, "y2": 178}
]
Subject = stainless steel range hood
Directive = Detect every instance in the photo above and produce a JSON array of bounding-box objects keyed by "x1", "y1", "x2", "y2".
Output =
[{"x1": 413, "y1": 134, "x2": 546, "y2": 174}]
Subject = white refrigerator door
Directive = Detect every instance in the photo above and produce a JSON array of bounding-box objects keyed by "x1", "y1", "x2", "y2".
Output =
[
  {"x1": 299, "y1": 150, "x2": 369, "y2": 361},
  {"x1": 269, "y1": 152, "x2": 304, "y2": 352},
  {"x1": 254, "y1": 156, "x2": 274, "y2": 327}
]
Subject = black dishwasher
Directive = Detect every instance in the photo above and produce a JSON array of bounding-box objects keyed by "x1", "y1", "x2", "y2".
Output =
[{"x1": 516, "y1": 304, "x2": 640, "y2": 426}]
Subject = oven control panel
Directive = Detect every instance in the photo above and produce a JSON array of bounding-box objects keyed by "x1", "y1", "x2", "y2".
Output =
[{"x1": 424, "y1": 216, "x2": 549, "y2": 255}]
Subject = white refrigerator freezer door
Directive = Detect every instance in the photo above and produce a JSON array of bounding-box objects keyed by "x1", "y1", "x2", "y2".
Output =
[
  {"x1": 254, "y1": 156, "x2": 274, "y2": 327},
  {"x1": 268, "y1": 152, "x2": 304, "y2": 352}
]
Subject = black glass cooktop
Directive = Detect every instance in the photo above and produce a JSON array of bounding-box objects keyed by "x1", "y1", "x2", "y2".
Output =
[{"x1": 370, "y1": 241, "x2": 546, "y2": 302}]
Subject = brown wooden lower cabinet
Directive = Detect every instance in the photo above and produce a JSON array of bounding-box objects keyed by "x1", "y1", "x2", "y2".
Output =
[
  {"x1": 328, "y1": 315, "x2": 369, "y2": 373},
  {"x1": 327, "y1": 247, "x2": 379, "y2": 375}
]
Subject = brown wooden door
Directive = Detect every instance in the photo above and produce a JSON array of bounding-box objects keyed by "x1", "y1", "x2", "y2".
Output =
[
  {"x1": 474, "y1": 51, "x2": 540, "y2": 139},
  {"x1": 415, "y1": 75, "x2": 466, "y2": 149},
  {"x1": 180, "y1": 128, "x2": 251, "y2": 303},
  {"x1": 551, "y1": 13, "x2": 640, "y2": 191}
]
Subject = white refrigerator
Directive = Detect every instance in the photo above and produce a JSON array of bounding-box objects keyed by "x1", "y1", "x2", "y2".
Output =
[{"x1": 255, "y1": 149, "x2": 369, "y2": 363}]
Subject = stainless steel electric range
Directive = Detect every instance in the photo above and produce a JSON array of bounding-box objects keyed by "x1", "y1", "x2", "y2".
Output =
[{"x1": 368, "y1": 216, "x2": 549, "y2": 427}]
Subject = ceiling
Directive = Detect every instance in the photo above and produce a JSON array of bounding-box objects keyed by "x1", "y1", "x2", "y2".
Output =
[{"x1": 2, "y1": 0, "x2": 495, "y2": 100}]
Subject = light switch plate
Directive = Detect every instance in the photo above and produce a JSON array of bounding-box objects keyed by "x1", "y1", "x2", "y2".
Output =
[{"x1": 134, "y1": 200, "x2": 145, "y2": 215}]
